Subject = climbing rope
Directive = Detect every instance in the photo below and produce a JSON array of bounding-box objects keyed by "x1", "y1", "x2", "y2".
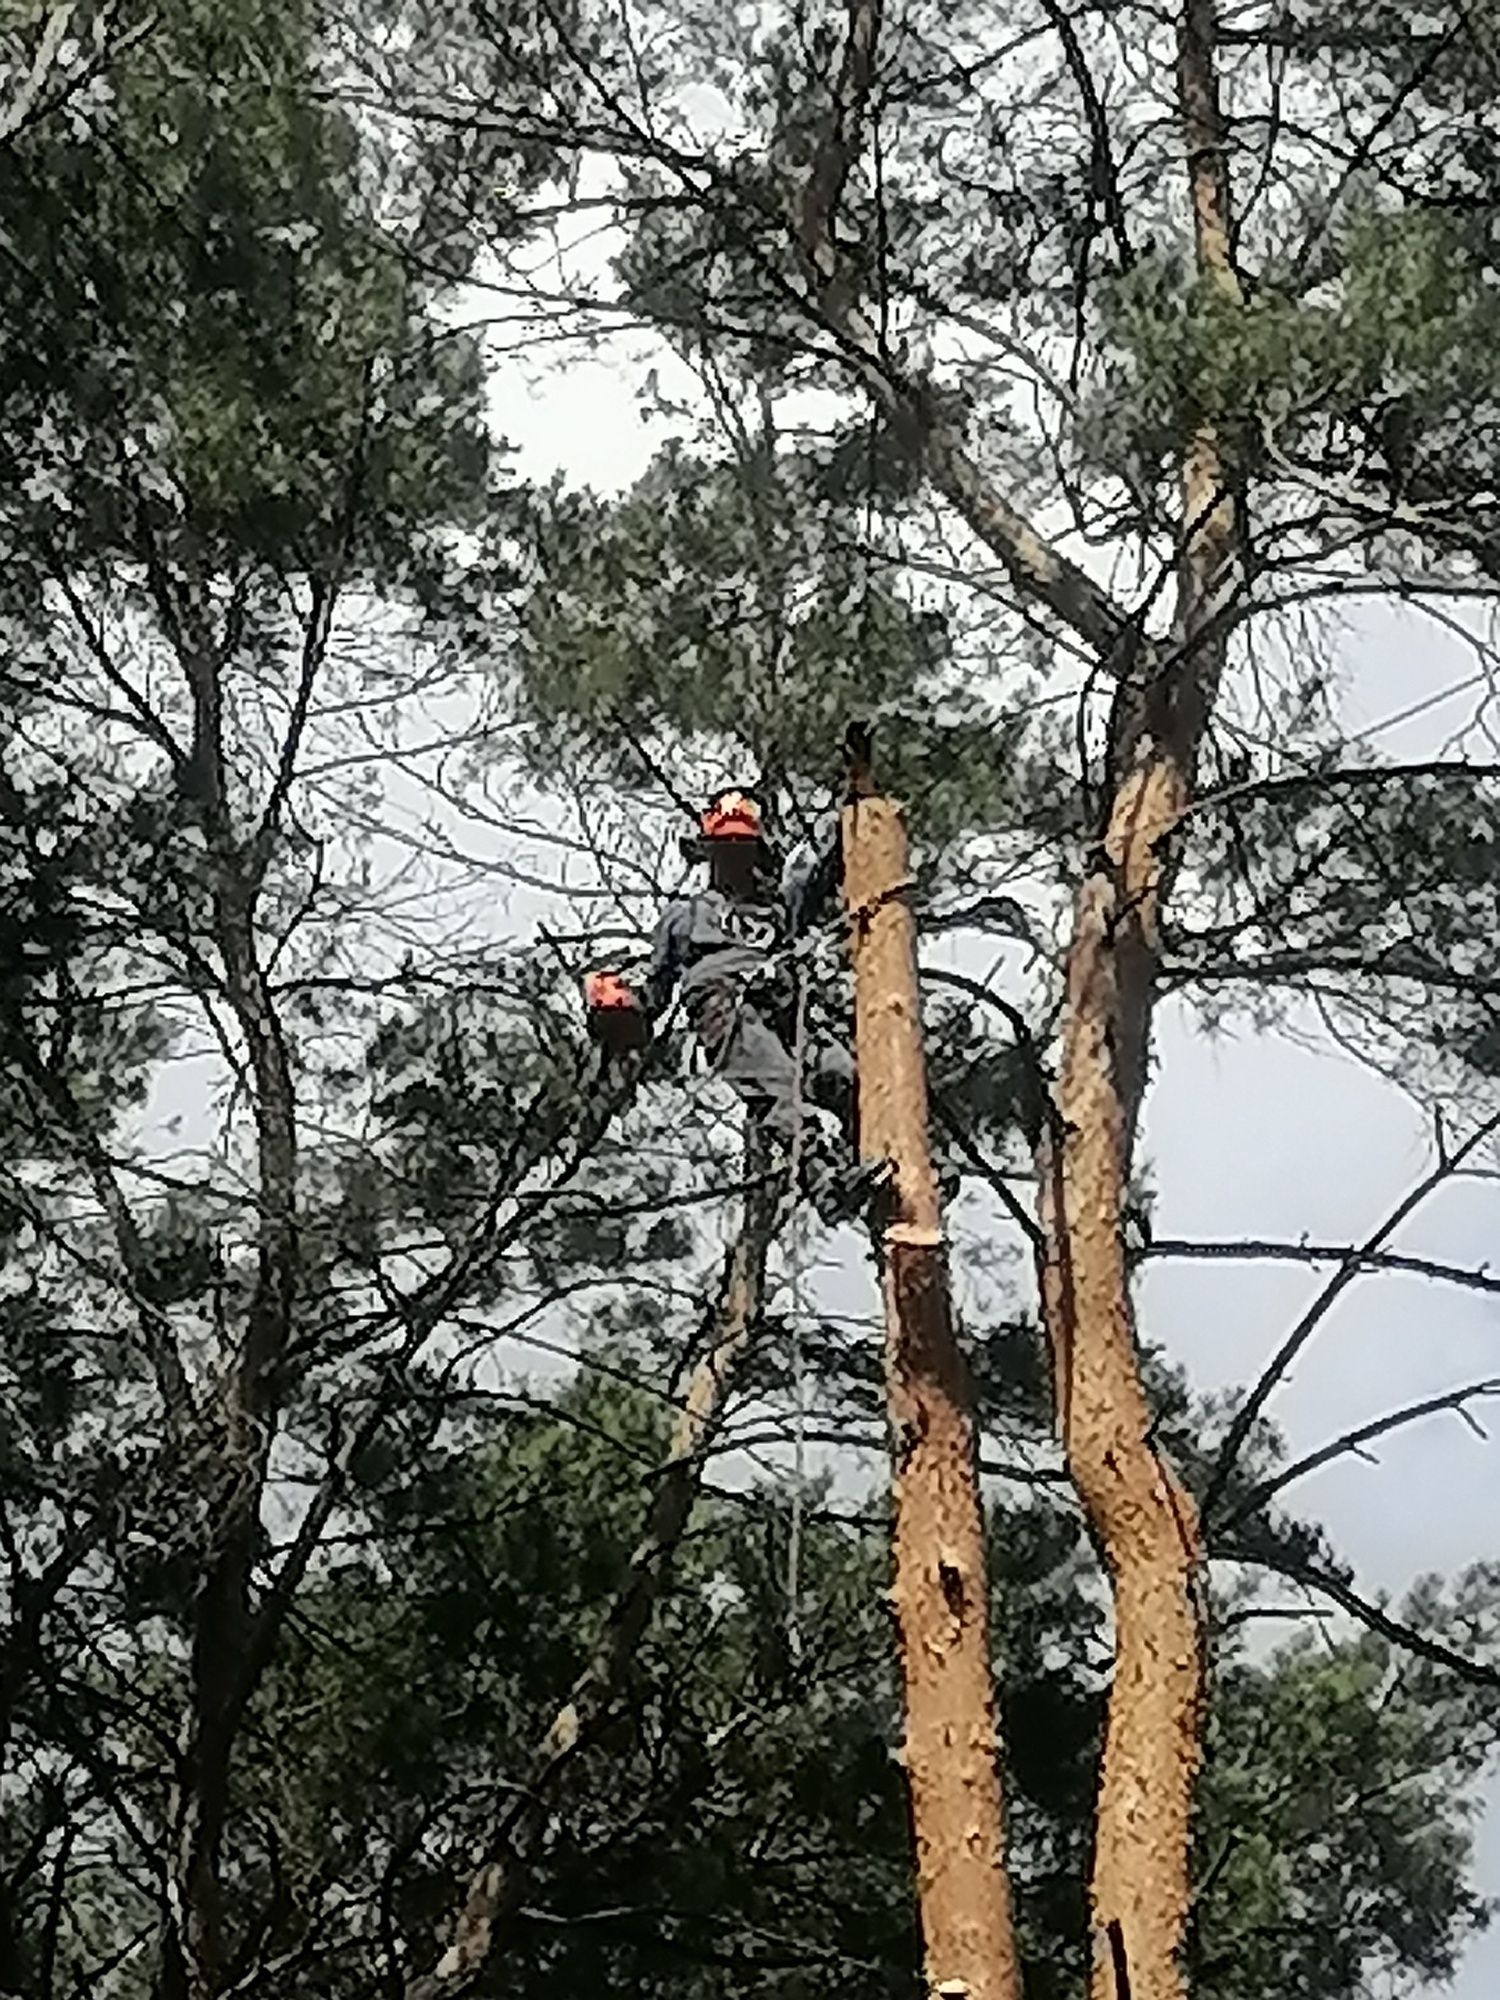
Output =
[
  {"x1": 692, "y1": 936, "x2": 814, "y2": 1663},
  {"x1": 783, "y1": 952, "x2": 812, "y2": 1667}
]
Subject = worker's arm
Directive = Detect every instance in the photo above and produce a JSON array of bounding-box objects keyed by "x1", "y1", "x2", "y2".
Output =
[{"x1": 780, "y1": 811, "x2": 842, "y2": 937}]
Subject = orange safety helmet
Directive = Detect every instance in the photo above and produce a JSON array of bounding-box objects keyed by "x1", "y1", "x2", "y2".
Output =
[{"x1": 699, "y1": 788, "x2": 764, "y2": 843}]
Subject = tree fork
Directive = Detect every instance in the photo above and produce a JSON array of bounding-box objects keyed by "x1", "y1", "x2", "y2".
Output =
[{"x1": 841, "y1": 792, "x2": 1021, "y2": 2000}]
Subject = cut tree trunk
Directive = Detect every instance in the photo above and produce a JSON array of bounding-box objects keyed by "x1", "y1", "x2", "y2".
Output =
[{"x1": 842, "y1": 794, "x2": 1021, "y2": 2000}]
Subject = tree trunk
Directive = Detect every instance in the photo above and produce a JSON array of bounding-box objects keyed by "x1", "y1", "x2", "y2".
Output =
[
  {"x1": 1037, "y1": 9, "x2": 1238, "y2": 2000},
  {"x1": 407, "y1": 1166, "x2": 781, "y2": 2000},
  {"x1": 842, "y1": 794, "x2": 1021, "y2": 2000},
  {"x1": 163, "y1": 879, "x2": 301, "y2": 2000},
  {"x1": 1038, "y1": 786, "x2": 1205, "y2": 2000}
]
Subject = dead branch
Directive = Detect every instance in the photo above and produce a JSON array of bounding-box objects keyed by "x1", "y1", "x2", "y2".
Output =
[
  {"x1": 1220, "y1": 1379, "x2": 1500, "y2": 1532},
  {"x1": 1145, "y1": 1236, "x2": 1500, "y2": 1300},
  {"x1": 1202, "y1": 1110, "x2": 1500, "y2": 1524}
]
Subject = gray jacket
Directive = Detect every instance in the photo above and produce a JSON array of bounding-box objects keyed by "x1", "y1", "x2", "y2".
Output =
[{"x1": 645, "y1": 812, "x2": 841, "y2": 1015}]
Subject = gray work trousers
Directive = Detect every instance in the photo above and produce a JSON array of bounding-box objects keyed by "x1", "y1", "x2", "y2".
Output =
[{"x1": 687, "y1": 981, "x2": 856, "y2": 1151}]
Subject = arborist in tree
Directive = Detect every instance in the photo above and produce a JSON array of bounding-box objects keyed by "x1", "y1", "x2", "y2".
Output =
[
  {"x1": 592, "y1": 787, "x2": 887, "y2": 1219},
  {"x1": 657, "y1": 787, "x2": 885, "y2": 1216},
  {"x1": 585, "y1": 781, "x2": 971, "y2": 1215}
]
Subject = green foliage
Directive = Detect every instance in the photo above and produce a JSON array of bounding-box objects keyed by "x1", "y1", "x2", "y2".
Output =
[
  {"x1": 1200, "y1": 1627, "x2": 1497, "y2": 1997},
  {"x1": 0, "y1": 0, "x2": 495, "y2": 590},
  {"x1": 513, "y1": 444, "x2": 943, "y2": 771},
  {"x1": 508, "y1": 440, "x2": 1048, "y2": 853},
  {"x1": 189, "y1": 1375, "x2": 1498, "y2": 1999},
  {"x1": 1084, "y1": 208, "x2": 1500, "y2": 507}
]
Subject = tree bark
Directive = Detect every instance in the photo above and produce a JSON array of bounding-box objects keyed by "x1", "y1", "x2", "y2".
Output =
[
  {"x1": 1036, "y1": 9, "x2": 1238, "y2": 2000},
  {"x1": 842, "y1": 794, "x2": 1021, "y2": 2000}
]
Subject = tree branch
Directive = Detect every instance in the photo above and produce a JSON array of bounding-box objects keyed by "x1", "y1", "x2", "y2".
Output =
[
  {"x1": 248, "y1": 358, "x2": 373, "y2": 888},
  {"x1": 1188, "y1": 761, "x2": 1500, "y2": 822},
  {"x1": 540, "y1": 0, "x2": 1143, "y2": 664},
  {"x1": 1036, "y1": 0, "x2": 1133, "y2": 270},
  {"x1": 0, "y1": 3, "x2": 76, "y2": 146},
  {"x1": 1223, "y1": 1546, "x2": 1500, "y2": 1690},
  {"x1": 1221, "y1": 1378, "x2": 1500, "y2": 1531},
  {"x1": 1144, "y1": 1236, "x2": 1500, "y2": 1299},
  {"x1": 1164, "y1": 947, "x2": 1500, "y2": 1003},
  {"x1": 405, "y1": 1172, "x2": 782, "y2": 2000},
  {"x1": 1202, "y1": 1112, "x2": 1500, "y2": 1524},
  {"x1": 4, "y1": 1026, "x2": 196, "y2": 1428},
  {"x1": 794, "y1": 0, "x2": 883, "y2": 270}
]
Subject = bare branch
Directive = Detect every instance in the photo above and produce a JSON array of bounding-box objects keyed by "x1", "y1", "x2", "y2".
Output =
[
  {"x1": 1202, "y1": 1111, "x2": 1500, "y2": 1524},
  {"x1": 1036, "y1": 0, "x2": 1133, "y2": 271},
  {"x1": 1145, "y1": 1236, "x2": 1500, "y2": 1300},
  {"x1": 4, "y1": 1025, "x2": 196, "y2": 1427},
  {"x1": 1224, "y1": 1546, "x2": 1500, "y2": 1690},
  {"x1": 1221, "y1": 1379, "x2": 1500, "y2": 1531},
  {"x1": 1165, "y1": 948, "x2": 1500, "y2": 1004},
  {"x1": 248, "y1": 359, "x2": 374, "y2": 888}
]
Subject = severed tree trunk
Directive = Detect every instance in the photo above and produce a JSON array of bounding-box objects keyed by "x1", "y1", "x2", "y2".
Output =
[
  {"x1": 1038, "y1": 8, "x2": 1239, "y2": 2000},
  {"x1": 842, "y1": 793, "x2": 1022, "y2": 2000}
]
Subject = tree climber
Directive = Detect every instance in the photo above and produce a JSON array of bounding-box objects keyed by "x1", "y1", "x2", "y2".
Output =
[{"x1": 641, "y1": 787, "x2": 888, "y2": 1220}]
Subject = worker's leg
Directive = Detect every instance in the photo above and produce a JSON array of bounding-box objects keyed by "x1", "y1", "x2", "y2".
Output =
[
  {"x1": 691, "y1": 985, "x2": 800, "y2": 1144},
  {"x1": 806, "y1": 1035, "x2": 857, "y2": 1147},
  {"x1": 693, "y1": 986, "x2": 885, "y2": 1214}
]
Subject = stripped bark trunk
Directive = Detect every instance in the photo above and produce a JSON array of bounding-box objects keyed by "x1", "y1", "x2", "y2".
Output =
[
  {"x1": 1038, "y1": 806, "x2": 1204, "y2": 2000},
  {"x1": 406, "y1": 1168, "x2": 780, "y2": 2000},
  {"x1": 1037, "y1": 9, "x2": 1240, "y2": 2000},
  {"x1": 842, "y1": 794, "x2": 1021, "y2": 2000}
]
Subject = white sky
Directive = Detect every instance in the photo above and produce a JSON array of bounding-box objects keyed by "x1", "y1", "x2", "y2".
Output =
[{"x1": 480, "y1": 297, "x2": 1500, "y2": 1994}]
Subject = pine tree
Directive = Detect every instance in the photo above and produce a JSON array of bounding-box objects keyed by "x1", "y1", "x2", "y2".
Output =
[
  {"x1": 374, "y1": 5, "x2": 1500, "y2": 1993},
  {"x1": 6, "y1": 4, "x2": 1500, "y2": 1996}
]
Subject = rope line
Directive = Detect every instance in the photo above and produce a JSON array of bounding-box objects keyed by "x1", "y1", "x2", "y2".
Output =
[{"x1": 784, "y1": 955, "x2": 812, "y2": 1666}]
